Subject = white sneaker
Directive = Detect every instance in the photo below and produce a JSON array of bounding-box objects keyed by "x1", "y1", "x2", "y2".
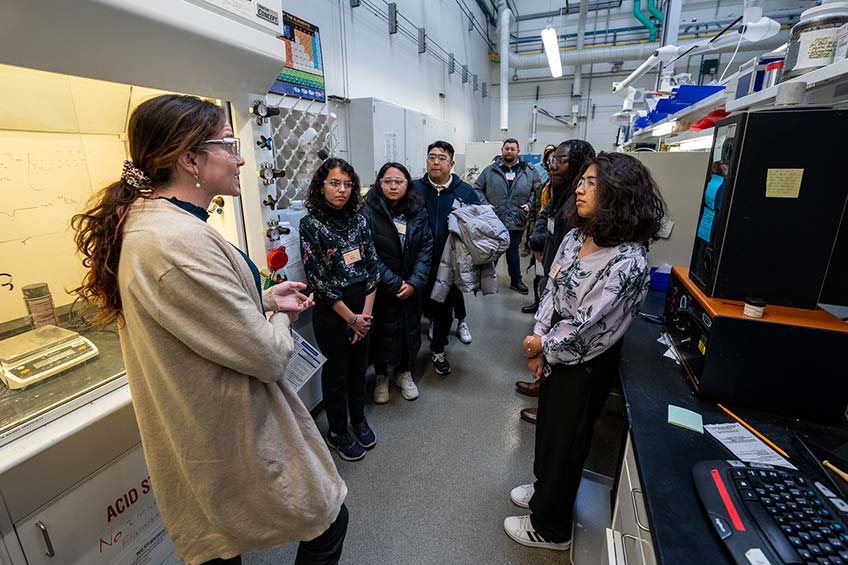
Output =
[
  {"x1": 456, "y1": 321, "x2": 472, "y2": 344},
  {"x1": 373, "y1": 374, "x2": 389, "y2": 404},
  {"x1": 503, "y1": 515, "x2": 571, "y2": 551},
  {"x1": 396, "y1": 371, "x2": 419, "y2": 401},
  {"x1": 510, "y1": 484, "x2": 534, "y2": 509},
  {"x1": 428, "y1": 318, "x2": 434, "y2": 341}
]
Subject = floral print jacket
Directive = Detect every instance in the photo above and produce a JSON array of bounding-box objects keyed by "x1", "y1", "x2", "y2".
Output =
[
  {"x1": 534, "y1": 229, "x2": 649, "y2": 365},
  {"x1": 300, "y1": 209, "x2": 380, "y2": 304}
]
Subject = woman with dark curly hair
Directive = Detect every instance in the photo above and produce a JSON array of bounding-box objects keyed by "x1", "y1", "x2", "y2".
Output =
[
  {"x1": 504, "y1": 152, "x2": 665, "y2": 551},
  {"x1": 300, "y1": 158, "x2": 380, "y2": 462}
]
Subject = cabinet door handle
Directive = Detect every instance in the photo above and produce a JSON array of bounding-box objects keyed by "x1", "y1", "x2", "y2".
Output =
[
  {"x1": 630, "y1": 488, "x2": 651, "y2": 532},
  {"x1": 35, "y1": 521, "x2": 55, "y2": 557},
  {"x1": 621, "y1": 533, "x2": 642, "y2": 565}
]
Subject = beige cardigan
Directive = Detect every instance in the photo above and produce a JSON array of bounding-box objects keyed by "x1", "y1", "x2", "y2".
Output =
[{"x1": 118, "y1": 199, "x2": 346, "y2": 564}]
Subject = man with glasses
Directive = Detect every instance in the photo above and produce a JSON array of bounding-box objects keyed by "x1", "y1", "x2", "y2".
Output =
[
  {"x1": 413, "y1": 141, "x2": 481, "y2": 376},
  {"x1": 473, "y1": 138, "x2": 542, "y2": 296}
]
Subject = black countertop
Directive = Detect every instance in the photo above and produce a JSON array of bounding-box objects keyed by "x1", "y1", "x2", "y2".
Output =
[{"x1": 619, "y1": 291, "x2": 848, "y2": 564}]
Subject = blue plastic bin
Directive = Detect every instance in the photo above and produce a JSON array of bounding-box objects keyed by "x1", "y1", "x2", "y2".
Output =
[{"x1": 649, "y1": 267, "x2": 671, "y2": 292}]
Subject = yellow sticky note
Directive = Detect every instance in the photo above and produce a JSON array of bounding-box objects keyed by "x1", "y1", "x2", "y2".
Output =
[{"x1": 766, "y1": 168, "x2": 804, "y2": 199}]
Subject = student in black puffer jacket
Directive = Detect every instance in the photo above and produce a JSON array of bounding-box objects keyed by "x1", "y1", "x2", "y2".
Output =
[{"x1": 363, "y1": 162, "x2": 433, "y2": 404}]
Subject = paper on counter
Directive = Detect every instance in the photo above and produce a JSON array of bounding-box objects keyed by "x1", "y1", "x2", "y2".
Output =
[
  {"x1": 657, "y1": 333, "x2": 670, "y2": 346},
  {"x1": 284, "y1": 331, "x2": 327, "y2": 392},
  {"x1": 705, "y1": 423, "x2": 797, "y2": 470}
]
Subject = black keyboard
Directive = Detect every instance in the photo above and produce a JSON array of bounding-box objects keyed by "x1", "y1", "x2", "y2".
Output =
[{"x1": 694, "y1": 460, "x2": 848, "y2": 564}]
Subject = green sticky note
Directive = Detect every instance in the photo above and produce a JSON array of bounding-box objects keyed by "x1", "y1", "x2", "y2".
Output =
[{"x1": 667, "y1": 405, "x2": 704, "y2": 434}]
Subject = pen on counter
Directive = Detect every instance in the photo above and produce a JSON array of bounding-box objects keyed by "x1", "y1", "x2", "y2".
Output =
[
  {"x1": 824, "y1": 460, "x2": 848, "y2": 484},
  {"x1": 716, "y1": 403, "x2": 789, "y2": 458}
]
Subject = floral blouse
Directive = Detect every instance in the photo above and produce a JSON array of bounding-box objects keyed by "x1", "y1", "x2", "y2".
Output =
[
  {"x1": 300, "y1": 209, "x2": 380, "y2": 304},
  {"x1": 534, "y1": 229, "x2": 649, "y2": 365}
]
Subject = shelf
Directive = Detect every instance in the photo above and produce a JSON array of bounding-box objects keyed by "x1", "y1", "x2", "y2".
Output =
[
  {"x1": 663, "y1": 127, "x2": 714, "y2": 145},
  {"x1": 632, "y1": 90, "x2": 727, "y2": 141},
  {"x1": 727, "y1": 58, "x2": 848, "y2": 111}
]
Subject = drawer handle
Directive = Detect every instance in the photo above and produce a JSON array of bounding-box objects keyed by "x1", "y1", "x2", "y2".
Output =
[
  {"x1": 630, "y1": 488, "x2": 651, "y2": 532},
  {"x1": 621, "y1": 533, "x2": 642, "y2": 565},
  {"x1": 36, "y1": 521, "x2": 55, "y2": 557}
]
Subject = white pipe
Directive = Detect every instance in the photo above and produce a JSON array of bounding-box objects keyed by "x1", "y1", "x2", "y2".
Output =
[
  {"x1": 573, "y1": 0, "x2": 589, "y2": 98},
  {"x1": 509, "y1": 31, "x2": 787, "y2": 70},
  {"x1": 499, "y1": 2, "x2": 511, "y2": 134}
]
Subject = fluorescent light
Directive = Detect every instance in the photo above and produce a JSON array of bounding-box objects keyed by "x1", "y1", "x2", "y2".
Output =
[
  {"x1": 541, "y1": 26, "x2": 563, "y2": 78},
  {"x1": 652, "y1": 121, "x2": 675, "y2": 137}
]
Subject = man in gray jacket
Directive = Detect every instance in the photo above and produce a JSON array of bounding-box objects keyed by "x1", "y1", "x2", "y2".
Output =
[{"x1": 474, "y1": 138, "x2": 542, "y2": 294}]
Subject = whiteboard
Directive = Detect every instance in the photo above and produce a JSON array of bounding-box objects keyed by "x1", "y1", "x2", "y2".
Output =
[{"x1": 0, "y1": 131, "x2": 126, "y2": 321}]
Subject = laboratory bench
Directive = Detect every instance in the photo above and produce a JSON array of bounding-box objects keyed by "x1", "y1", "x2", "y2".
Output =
[{"x1": 608, "y1": 291, "x2": 848, "y2": 564}]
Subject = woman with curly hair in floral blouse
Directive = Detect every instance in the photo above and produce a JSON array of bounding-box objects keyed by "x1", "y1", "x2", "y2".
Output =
[
  {"x1": 301, "y1": 158, "x2": 380, "y2": 462},
  {"x1": 504, "y1": 152, "x2": 666, "y2": 551}
]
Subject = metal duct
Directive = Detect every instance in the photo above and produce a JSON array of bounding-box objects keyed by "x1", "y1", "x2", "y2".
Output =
[
  {"x1": 573, "y1": 0, "x2": 589, "y2": 98},
  {"x1": 508, "y1": 31, "x2": 788, "y2": 70}
]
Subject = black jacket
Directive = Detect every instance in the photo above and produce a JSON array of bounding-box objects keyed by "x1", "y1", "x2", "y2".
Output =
[
  {"x1": 362, "y1": 193, "x2": 433, "y2": 371},
  {"x1": 530, "y1": 193, "x2": 576, "y2": 275}
]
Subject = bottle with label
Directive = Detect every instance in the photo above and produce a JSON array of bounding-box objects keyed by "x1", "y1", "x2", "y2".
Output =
[{"x1": 22, "y1": 283, "x2": 60, "y2": 329}]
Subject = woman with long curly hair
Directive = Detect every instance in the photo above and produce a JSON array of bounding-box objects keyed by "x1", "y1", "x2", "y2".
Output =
[
  {"x1": 300, "y1": 158, "x2": 380, "y2": 462},
  {"x1": 504, "y1": 152, "x2": 666, "y2": 551},
  {"x1": 72, "y1": 94, "x2": 348, "y2": 565}
]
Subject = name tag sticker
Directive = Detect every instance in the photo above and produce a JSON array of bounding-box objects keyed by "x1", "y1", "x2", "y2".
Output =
[
  {"x1": 547, "y1": 217, "x2": 555, "y2": 234},
  {"x1": 505, "y1": 171, "x2": 516, "y2": 181},
  {"x1": 394, "y1": 221, "x2": 407, "y2": 235},
  {"x1": 550, "y1": 263, "x2": 562, "y2": 278},
  {"x1": 342, "y1": 247, "x2": 362, "y2": 265}
]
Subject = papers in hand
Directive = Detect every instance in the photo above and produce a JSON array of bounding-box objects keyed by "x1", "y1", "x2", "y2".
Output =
[
  {"x1": 284, "y1": 331, "x2": 327, "y2": 392},
  {"x1": 705, "y1": 423, "x2": 797, "y2": 470}
]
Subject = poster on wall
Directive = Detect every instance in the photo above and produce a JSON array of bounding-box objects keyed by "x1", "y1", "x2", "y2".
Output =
[{"x1": 270, "y1": 12, "x2": 326, "y2": 102}]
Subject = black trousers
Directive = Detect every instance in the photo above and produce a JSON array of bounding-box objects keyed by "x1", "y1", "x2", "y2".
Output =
[
  {"x1": 528, "y1": 340, "x2": 624, "y2": 542},
  {"x1": 199, "y1": 504, "x2": 349, "y2": 565},
  {"x1": 427, "y1": 285, "x2": 463, "y2": 354},
  {"x1": 313, "y1": 284, "x2": 369, "y2": 436}
]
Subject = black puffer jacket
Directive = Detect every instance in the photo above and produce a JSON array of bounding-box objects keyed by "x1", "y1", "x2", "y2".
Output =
[
  {"x1": 530, "y1": 192, "x2": 576, "y2": 275},
  {"x1": 363, "y1": 192, "x2": 433, "y2": 372}
]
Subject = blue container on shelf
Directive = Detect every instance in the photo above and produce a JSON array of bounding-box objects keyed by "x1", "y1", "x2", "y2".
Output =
[
  {"x1": 647, "y1": 110, "x2": 668, "y2": 123},
  {"x1": 634, "y1": 116, "x2": 651, "y2": 130},
  {"x1": 655, "y1": 98, "x2": 692, "y2": 115},
  {"x1": 649, "y1": 267, "x2": 671, "y2": 291},
  {"x1": 674, "y1": 84, "x2": 725, "y2": 104}
]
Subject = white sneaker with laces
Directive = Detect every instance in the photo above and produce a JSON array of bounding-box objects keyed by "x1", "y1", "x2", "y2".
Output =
[
  {"x1": 373, "y1": 374, "x2": 389, "y2": 404},
  {"x1": 396, "y1": 371, "x2": 419, "y2": 400},
  {"x1": 510, "y1": 483, "x2": 534, "y2": 509},
  {"x1": 456, "y1": 321, "x2": 472, "y2": 344},
  {"x1": 503, "y1": 515, "x2": 571, "y2": 551}
]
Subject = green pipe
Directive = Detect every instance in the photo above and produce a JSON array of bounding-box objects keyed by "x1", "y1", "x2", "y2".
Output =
[
  {"x1": 633, "y1": 0, "x2": 657, "y2": 42},
  {"x1": 646, "y1": 0, "x2": 664, "y2": 26}
]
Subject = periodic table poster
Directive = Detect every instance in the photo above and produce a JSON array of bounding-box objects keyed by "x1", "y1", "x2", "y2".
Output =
[{"x1": 270, "y1": 12, "x2": 325, "y2": 102}]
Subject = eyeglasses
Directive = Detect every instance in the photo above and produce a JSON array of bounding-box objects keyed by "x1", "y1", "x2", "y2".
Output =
[
  {"x1": 576, "y1": 177, "x2": 598, "y2": 190},
  {"x1": 380, "y1": 177, "x2": 408, "y2": 187},
  {"x1": 427, "y1": 154, "x2": 450, "y2": 163},
  {"x1": 324, "y1": 179, "x2": 354, "y2": 191},
  {"x1": 548, "y1": 155, "x2": 570, "y2": 167},
  {"x1": 202, "y1": 137, "x2": 241, "y2": 157}
]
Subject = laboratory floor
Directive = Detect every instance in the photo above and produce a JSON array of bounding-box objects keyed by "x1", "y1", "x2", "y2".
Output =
[{"x1": 245, "y1": 263, "x2": 626, "y2": 565}]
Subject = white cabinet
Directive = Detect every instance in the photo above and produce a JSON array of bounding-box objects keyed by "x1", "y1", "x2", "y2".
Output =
[
  {"x1": 605, "y1": 433, "x2": 657, "y2": 565},
  {"x1": 15, "y1": 445, "x2": 176, "y2": 565},
  {"x1": 349, "y1": 97, "x2": 456, "y2": 186}
]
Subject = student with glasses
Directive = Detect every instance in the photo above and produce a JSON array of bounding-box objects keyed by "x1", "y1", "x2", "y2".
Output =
[
  {"x1": 505, "y1": 153, "x2": 665, "y2": 552},
  {"x1": 362, "y1": 162, "x2": 432, "y2": 404},
  {"x1": 515, "y1": 140, "x2": 597, "y2": 423},
  {"x1": 72, "y1": 95, "x2": 348, "y2": 565},
  {"x1": 301, "y1": 158, "x2": 380, "y2": 462},
  {"x1": 412, "y1": 141, "x2": 481, "y2": 376}
]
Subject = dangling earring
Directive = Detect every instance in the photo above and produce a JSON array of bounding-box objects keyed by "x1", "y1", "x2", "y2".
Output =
[{"x1": 195, "y1": 175, "x2": 201, "y2": 189}]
